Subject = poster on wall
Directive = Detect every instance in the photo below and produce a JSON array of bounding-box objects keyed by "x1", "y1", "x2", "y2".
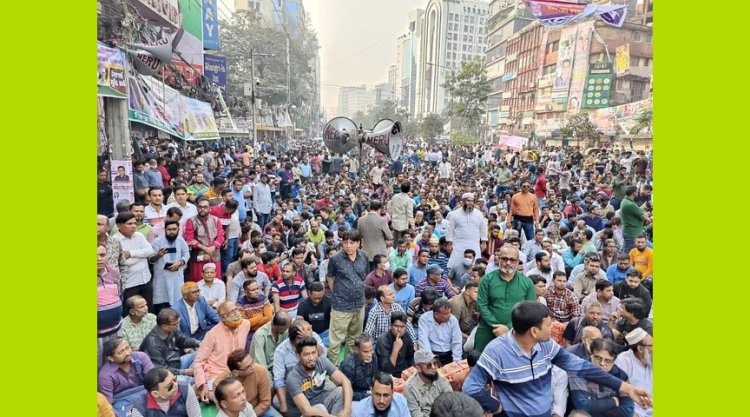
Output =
[
  {"x1": 552, "y1": 26, "x2": 578, "y2": 96},
  {"x1": 110, "y1": 159, "x2": 135, "y2": 204},
  {"x1": 567, "y1": 21, "x2": 593, "y2": 115},
  {"x1": 203, "y1": 54, "x2": 226, "y2": 92}
]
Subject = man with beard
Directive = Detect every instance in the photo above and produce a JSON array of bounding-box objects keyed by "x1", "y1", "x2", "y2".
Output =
[
  {"x1": 387, "y1": 239, "x2": 412, "y2": 274},
  {"x1": 609, "y1": 298, "x2": 653, "y2": 346},
  {"x1": 629, "y1": 235, "x2": 653, "y2": 283},
  {"x1": 340, "y1": 333, "x2": 380, "y2": 401},
  {"x1": 508, "y1": 182, "x2": 540, "y2": 241},
  {"x1": 545, "y1": 271, "x2": 581, "y2": 323},
  {"x1": 124, "y1": 202, "x2": 152, "y2": 241},
  {"x1": 566, "y1": 326, "x2": 603, "y2": 360},
  {"x1": 445, "y1": 193, "x2": 488, "y2": 270},
  {"x1": 229, "y1": 258, "x2": 272, "y2": 302},
  {"x1": 525, "y1": 251, "x2": 555, "y2": 285},
  {"x1": 450, "y1": 281, "x2": 480, "y2": 344},
  {"x1": 613, "y1": 270, "x2": 652, "y2": 314},
  {"x1": 408, "y1": 250, "x2": 430, "y2": 288},
  {"x1": 425, "y1": 239, "x2": 449, "y2": 280},
  {"x1": 573, "y1": 255, "x2": 607, "y2": 300},
  {"x1": 415, "y1": 265, "x2": 456, "y2": 299},
  {"x1": 352, "y1": 372, "x2": 409, "y2": 417},
  {"x1": 185, "y1": 196, "x2": 225, "y2": 282},
  {"x1": 403, "y1": 350, "x2": 453, "y2": 417},
  {"x1": 474, "y1": 245, "x2": 537, "y2": 352},
  {"x1": 194, "y1": 301, "x2": 254, "y2": 403},
  {"x1": 98, "y1": 337, "x2": 155, "y2": 412},
  {"x1": 606, "y1": 253, "x2": 635, "y2": 285},
  {"x1": 463, "y1": 302, "x2": 653, "y2": 417},
  {"x1": 562, "y1": 301, "x2": 613, "y2": 347},
  {"x1": 297, "y1": 282, "x2": 332, "y2": 346},
  {"x1": 236, "y1": 279, "x2": 274, "y2": 336},
  {"x1": 150, "y1": 220, "x2": 190, "y2": 311},
  {"x1": 285, "y1": 336, "x2": 354, "y2": 417},
  {"x1": 581, "y1": 279, "x2": 621, "y2": 326},
  {"x1": 114, "y1": 212, "x2": 156, "y2": 310},
  {"x1": 615, "y1": 329, "x2": 653, "y2": 417}
]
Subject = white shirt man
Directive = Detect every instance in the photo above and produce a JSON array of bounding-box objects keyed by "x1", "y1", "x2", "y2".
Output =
[
  {"x1": 166, "y1": 197, "x2": 198, "y2": 230},
  {"x1": 445, "y1": 194, "x2": 488, "y2": 269},
  {"x1": 113, "y1": 220, "x2": 155, "y2": 291},
  {"x1": 438, "y1": 161, "x2": 453, "y2": 179}
]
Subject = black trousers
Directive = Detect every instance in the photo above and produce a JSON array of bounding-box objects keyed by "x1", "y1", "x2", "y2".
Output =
[{"x1": 434, "y1": 351, "x2": 454, "y2": 366}]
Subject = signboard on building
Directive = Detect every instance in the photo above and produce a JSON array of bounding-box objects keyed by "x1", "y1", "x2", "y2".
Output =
[
  {"x1": 97, "y1": 42, "x2": 128, "y2": 99},
  {"x1": 582, "y1": 62, "x2": 613, "y2": 108},
  {"x1": 615, "y1": 43, "x2": 631, "y2": 76},
  {"x1": 568, "y1": 21, "x2": 593, "y2": 115},
  {"x1": 552, "y1": 26, "x2": 578, "y2": 92},
  {"x1": 203, "y1": 0, "x2": 220, "y2": 50},
  {"x1": 203, "y1": 54, "x2": 226, "y2": 92},
  {"x1": 128, "y1": 0, "x2": 181, "y2": 29}
]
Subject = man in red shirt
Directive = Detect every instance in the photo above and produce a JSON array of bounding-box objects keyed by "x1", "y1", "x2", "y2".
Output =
[{"x1": 534, "y1": 167, "x2": 547, "y2": 202}]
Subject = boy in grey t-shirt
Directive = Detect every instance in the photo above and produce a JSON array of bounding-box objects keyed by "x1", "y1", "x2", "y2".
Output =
[{"x1": 285, "y1": 336, "x2": 353, "y2": 417}]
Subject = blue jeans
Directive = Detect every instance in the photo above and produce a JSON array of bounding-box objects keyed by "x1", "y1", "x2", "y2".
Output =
[
  {"x1": 259, "y1": 407, "x2": 284, "y2": 417},
  {"x1": 221, "y1": 238, "x2": 239, "y2": 276},
  {"x1": 622, "y1": 237, "x2": 636, "y2": 253},
  {"x1": 257, "y1": 212, "x2": 271, "y2": 231},
  {"x1": 319, "y1": 330, "x2": 330, "y2": 348},
  {"x1": 513, "y1": 217, "x2": 535, "y2": 241}
]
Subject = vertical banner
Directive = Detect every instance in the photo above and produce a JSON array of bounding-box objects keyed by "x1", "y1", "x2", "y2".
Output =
[
  {"x1": 203, "y1": 54, "x2": 227, "y2": 93},
  {"x1": 536, "y1": 27, "x2": 549, "y2": 81},
  {"x1": 552, "y1": 26, "x2": 578, "y2": 94},
  {"x1": 615, "y1": 43, "x2": 630, "y2": 76},
  {"x1": 582, "y1": 62, "x2": 613, "y2": 108},
  {"x1": 567, "y1": 21, "x2": 593, "y2": 115},
  {"x1": 203, "y1": 0, "x2": 220, "y2": 50},
  {"x1": 110, "y1": 159, "x2": 135, "y2": 204},
  {"x1": 98, "y1": 42, "x2": 128, "y2": 98}
]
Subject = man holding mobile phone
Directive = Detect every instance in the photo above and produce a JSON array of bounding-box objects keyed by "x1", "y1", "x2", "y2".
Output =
[{"x1": 151, "y1": 220, "x2": 190, "y2": 312}]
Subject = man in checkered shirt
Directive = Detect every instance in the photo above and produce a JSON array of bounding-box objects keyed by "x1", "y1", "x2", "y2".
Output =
[{"x1": 364, "y1": 285, "x2": 416, "y2": 342}]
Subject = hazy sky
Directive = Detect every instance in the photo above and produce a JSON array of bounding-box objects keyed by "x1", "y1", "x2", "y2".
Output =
[{"x1": 219, "y1": 0, "x2": 427, "y2": 113}]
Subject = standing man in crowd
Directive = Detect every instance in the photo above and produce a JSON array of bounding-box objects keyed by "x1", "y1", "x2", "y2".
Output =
[
  {"x1": 445, "y1": 193, "x2": 488, "y2": 270},
  {"x1": 508, "y1": 181, "x2": 540, "y2": 241}
]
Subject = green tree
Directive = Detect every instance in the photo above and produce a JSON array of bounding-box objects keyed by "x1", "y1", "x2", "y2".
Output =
[
  {"x1": 441, "y1": 58, "x2": 492, "y2": 130},
  {"x1": 559, "y1": 114, "x2": 603, "y2": 147},
  {"x1": 633, "y1": 110, "x2": 652, "y2": 135},
  {"x1": 420, "y1": 113, "x2": 445, "y2": 140}
]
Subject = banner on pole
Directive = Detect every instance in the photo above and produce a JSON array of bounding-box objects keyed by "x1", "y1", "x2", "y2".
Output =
[
  {"x1": 98, "y1": 42, "x2": 128, "y2": 98},
  {"x1": 522, "y1": 0, "x2": 628, "y2": 27},
  {"x1": 110, "y1": 159, "x2": 135, "y2": 204}
]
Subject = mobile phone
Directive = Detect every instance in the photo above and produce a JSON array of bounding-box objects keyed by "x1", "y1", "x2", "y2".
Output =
[
  {"x1": 165, "y1": 247, "x2": 177, "y2": 254},
  {"x1": 164, "y1": 262, "x2": 174, "y2": 270}
]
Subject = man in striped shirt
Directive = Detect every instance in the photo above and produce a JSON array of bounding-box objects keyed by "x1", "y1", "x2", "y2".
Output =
[
  {"x1": 463, "y1": 301, "x2": 652, "y2": 417},
  {"x1": 272, "y1": 262, "x2": 308, "y2": 319},
  {"x1": 415, "y1": 265, "x2": 456, "y2": 299}
]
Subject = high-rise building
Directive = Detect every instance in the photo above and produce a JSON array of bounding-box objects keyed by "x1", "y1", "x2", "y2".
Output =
[
  {"x1": 415, "y1": 0, "x2": 491, "y2": 117},
  {"x1": 374, "y1": 82, "x2": 397, "y2": 105},
  {"x1": 484, "y1": 0, "x2": 534, "y2": 136},
  {"x1": 396, "y1": 9, "x2": 424, "y2": 115},
  {"x1": 235, "y1": 0, "x2": 306, "y2": 36},
  {"x1": 338, "y1": 85, "x2": 375, "y2": 118}
]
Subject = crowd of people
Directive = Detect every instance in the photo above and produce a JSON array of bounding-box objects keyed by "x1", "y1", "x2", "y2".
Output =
[{"x1": 97, "y1": 135, "x2": 654, "y2": 417}]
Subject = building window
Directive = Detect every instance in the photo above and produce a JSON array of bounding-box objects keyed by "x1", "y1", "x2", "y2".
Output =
[
  {"x1": 634, "y1": 31, "x2": 642, "y2": 42},
  {"x1": 449, "y1": 13, "x2": 453, "y2": 21},
  {"x1": 463, "y1": 53, "x2": 467, "y2": 60},
  {"x1": 646, "y1": 33, "x2": 653, "y2": 43},
  {"x1": 463, "y1": 44, "x2": 467, "y2": 51},
  {"x1": 468, "y1": 45, "x2": 473, "y2": 52},
  {"x1": 469, "y1": 26, "x2": 474, "y2": 33},
  {"x1": 469, "y1": 36, "x2": 473, "y2": 42},
  {"x1": 479, "y1": 36, "x2": 484, "y2": 44},
  {"x1": 464, "y1": 24, "x2": 469, "y2": 31},
  {"x1": 463, "y1": 35, "x2": 467, "y2": 42}
]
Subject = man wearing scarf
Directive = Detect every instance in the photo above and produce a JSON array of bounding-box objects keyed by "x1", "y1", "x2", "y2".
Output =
[
  {"x1": 184, "y1": 196, "x2": 225, "y2": 282},
  {"x1": 445, "y1": 193, "x2": 488, "y2": 270}
]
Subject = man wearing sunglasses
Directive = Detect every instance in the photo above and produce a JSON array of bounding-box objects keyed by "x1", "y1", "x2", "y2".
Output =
[
  {"x1": 403, "y1": 350, "x2": 453, "y2": 417},
  {"x1": 129, "y1": 367, "x2": 201, "y2": 417}
]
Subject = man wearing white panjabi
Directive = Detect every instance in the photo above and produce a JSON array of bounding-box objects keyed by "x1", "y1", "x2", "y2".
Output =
[{"x1": 445, "y1": 193, "x2": 488, "y2": 269}]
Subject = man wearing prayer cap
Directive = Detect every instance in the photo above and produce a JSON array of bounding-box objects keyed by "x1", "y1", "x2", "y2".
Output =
[
  {"x1": 445, "y1": 192, "x2": 488, "y2": 269},
  {"x1": 615, "y1": 327, "x2": 653, "y2": 417},
  {"x1": 197, "y1": 263, "x2": 226, "y2": 310}
]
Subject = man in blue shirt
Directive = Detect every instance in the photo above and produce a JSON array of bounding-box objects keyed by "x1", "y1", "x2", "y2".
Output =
[
  {"x1": 352, "y1": 372, "x2": 409, "y2": 417},
  {"x1": 463, "y1": 301, "x2": 652, "y2": 417},
  {"x1": 230, "y1": 178, "x2": 250, "y2": 223},
  {"x1": 606, "y1": 253, "x2": 635, "y2": 285}
]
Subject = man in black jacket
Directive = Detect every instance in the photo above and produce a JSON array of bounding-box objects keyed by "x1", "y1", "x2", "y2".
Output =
[
  {"x1": 140, "y1": 308, "x2": 201, "y2": 384},
  {"x1": 375, "y1": 311, "x2": 415, "y2": 378}
]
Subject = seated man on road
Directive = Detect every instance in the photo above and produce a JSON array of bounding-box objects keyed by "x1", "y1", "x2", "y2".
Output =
[
  {"x1": 340, "y1": 333, "x2": 379, "y2": 401},
  {"x1": 562, "y1": 301, "x2": 614, "y2": 347},
  {"x1": 272, "y1": 319, "x2": 327, "y2": 416},
  {"x1": 249, "y1": 311, "x2": 291, "y2": 374},
  {"x1": 236, "y1": 278, "x2": 274, "y2": 347},
  {"x1": 129, "y1": 367, "x2": 201, "y2": 417},
  {"x1": 417, "y1": 299, "x2": 463, "y2": 365},
  {"x1": 285, "y1": 336, "x2": 354, "y2": 417},
  {"x1": 193, "y1": 301, "x2": 253, "y2": 404},
  {"x1": 172, "y1": 282, "x2": 221, "y2": 341},
  {"x1": 197, "y1": 263, "x2": 226, "y2": 309},
  {"x1": 139, "y1": 308, "x2": 200, "y2": 384},
  {"x1": 98, "y1": 337, "x2": 154, "y2": 416},
  {"x1": 296, "y1": 282, "x2": 332, "y2": 347},
  {"x1": 214, "y1": 349, "x2": 280, "y2": 417},
  {"x1": 376, "y1": 311, "x2": 416, "y2": 379},
  {"x1": 352, "y1": 371, "x2": 410, "y2": 417},
  {"x1": 119, "y1": 295, "x2": 157, "y2": 351},
  {"x1": 403, "y1": 350, "x2": 454, "y2": 417}
]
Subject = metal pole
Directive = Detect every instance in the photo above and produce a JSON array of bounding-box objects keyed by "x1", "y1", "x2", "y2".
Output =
[{"x1": 251, "y1": 49, "x2": 257, "y2": 150}]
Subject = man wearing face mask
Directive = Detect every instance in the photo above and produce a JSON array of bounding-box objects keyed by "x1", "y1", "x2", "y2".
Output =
[
  {"x1": 445, "y1": 193, "x2": 488, "y2": 270},
  {"x1": 447, "y1": 249, "x2": 476, "y2": 292},
  {"x1": 365, "y1": 255, "x2": 393, "y2": 289},
  {"x1": 193, "y1": 301, "x2": 253, "y2": 404},
  {"x1": 615, "y1": 328, "x2": 653, "y2": 417}
]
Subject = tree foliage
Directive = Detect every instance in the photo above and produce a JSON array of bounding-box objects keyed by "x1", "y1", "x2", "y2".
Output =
[
  {"x1": 559, "y1": 114, "x2": 603, "y2": 147},
  {"x1": 219, "y1": 11, "x2": 319, "y2": 131},
  {"x1": 634, "y1": 110, "x2": 652, "y2": 135},
  {"x1": 441, "y1": 58, "x2": 492, "y2": 130},
  {"x1": 421, "y1": 113, "x2": 445, "y2": 140}
]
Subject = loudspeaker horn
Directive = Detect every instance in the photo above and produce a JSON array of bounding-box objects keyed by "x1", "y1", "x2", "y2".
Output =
[
  {"x1": 364, "y1": 119, "x2": 403, "y2": 161},
  {"x1": 322, "y1": 117, "x2": 359, "y2": 155}
]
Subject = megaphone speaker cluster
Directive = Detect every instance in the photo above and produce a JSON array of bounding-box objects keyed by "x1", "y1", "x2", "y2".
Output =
[{"x1": 322, "y1": 117, "x2": 403, "y2": 161}]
